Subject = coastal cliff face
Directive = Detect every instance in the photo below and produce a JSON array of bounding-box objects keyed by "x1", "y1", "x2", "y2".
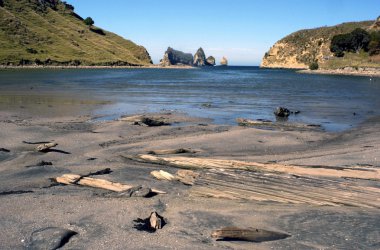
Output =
[
  {"x1": 261, "y1": 20, "x2": 375, "y2": 69},
  {"x1": 0, "y1": 0, "x2": 152, "y2": 66}
]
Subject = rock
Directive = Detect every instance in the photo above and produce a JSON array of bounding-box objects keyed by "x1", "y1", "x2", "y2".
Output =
[
  {"x1": 206, "y1": 56, "x2": 216, "y2": 66},
  {"x1": 274, "y1": 107, "x2": 290, "y2": 117},
  {"x1": 160, "y1": 47, "x2": 193, "y2": 66},
  {"x1": 220, "y1": 56, "x2": 228, "y2": 66},
  {"x1": 0, "y1": 148, "x2": 10, "y2": 152},
  {"x1": 28, "y1": 227, "x2": 77, "y2": 250},
  {"x1": 193, "y1": 47, "x2": 207, "y2": 66},
  {"x1": 133, "y1": 212, "x2": 166, "y2": 232}
]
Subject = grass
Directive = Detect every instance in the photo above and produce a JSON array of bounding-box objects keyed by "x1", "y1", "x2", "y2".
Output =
[
  {"x1": 321, "y1": 51, "x2": 380, "y2": 69},
  {"x1": 0, "y1": 0, "x2": 152, "y2": 66}
]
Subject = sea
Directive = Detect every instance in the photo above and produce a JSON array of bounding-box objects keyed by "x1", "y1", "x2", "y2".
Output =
[{"x1": 0, "y1": 66, "x2": 379, "y2": 132}]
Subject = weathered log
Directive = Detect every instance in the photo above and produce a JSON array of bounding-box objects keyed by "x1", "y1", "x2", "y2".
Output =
[
  {"x1": 36, "y1": 142, "x2": 58, "y2": 152},
  {"x1": 211, "y1": 227, "x2": 290, "y2": 242},
  {"x1": 126, "y1": 154, "x2": 380, "y2": 180},
  {"x1": 55, "y1": 174, "x2": 166, "y2": 194}
]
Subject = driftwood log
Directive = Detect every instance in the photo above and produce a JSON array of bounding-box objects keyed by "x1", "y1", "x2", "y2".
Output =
[
  {"x1": 36, "y1": 142, "x2": 58, "y2": 152},
  {"x1": 211, "y1": 227, "x2": 290, "y2": 242},
  {"x1": 130, "y1": 154, "x2": 380, "y2": 180},
  {"x1": 55, "y1": 174, "x2": 166, "y2": 194}
]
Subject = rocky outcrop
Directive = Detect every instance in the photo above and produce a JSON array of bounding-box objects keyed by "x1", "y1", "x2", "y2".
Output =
[
  {"x1": 160, "y1": 47, "x2": 216, "y2": 67},
  {"x1": 206, "y1": 56, "x2": 216, "y2": 66},
  {"x1": 369, "y1": 16, "x2": 380, "y2": 31},
  {"x1": 160, "y1": 47, "x2": 193, "y2": 66},
  {"x1": 193, "y1": 48, "x2": 207, "y2": 66},
  {"x1": 220, "y1": 56, "x2": 228, "y2": 66},
  {"x1": 261, "y1": 20, "x2": 373, "y2": 69}
]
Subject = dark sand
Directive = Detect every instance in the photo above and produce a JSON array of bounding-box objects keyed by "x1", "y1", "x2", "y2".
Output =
[{"x1": 0, "y1": 110, "x2": 379, "y2": 249}]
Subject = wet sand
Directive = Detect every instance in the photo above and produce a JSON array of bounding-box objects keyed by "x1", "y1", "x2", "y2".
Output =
[{"x1": 0, "y1": 111, "x2": 379, "y2": 249}]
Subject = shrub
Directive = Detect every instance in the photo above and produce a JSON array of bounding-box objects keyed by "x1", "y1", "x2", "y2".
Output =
[
  {"x1": 26, "y1": 48, "x2": 38, "y2": 54},
  {"x1": 330, "y1": 28, "x2": 371, "y2": 55},
  {"x1": 309, "y1": 62, "x2": 319, "y2": 70},
  {"x1": 84, "y1": 17, "x2": 94, "y2": 26}
]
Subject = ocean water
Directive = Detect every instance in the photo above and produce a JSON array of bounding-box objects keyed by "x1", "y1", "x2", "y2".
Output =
[{"x1": 0, "y1": 66, "x2": 379, "y2": 131}]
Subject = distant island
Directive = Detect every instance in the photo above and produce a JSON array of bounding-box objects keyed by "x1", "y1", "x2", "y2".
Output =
[
  {"x1": 159, "y1": 47, "x2": 219, "y2": 67},
  {"x1": 0, "y1": 0, "x2": 152, "y2": 66},
  {"x1": 261, "y1": 16, "x2": 380, "y2": 74}
]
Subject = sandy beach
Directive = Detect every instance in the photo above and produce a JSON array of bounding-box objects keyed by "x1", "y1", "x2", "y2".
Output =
[
  {"x1": 0, "y1": 109, "x2": 379, "y2": 249},
  {"x1": 298, "y1": 68, "x2": 380, "y2": 77}
]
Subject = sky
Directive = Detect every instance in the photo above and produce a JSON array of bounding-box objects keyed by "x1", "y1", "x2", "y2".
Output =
[{"x1": 65, "y1": 0, "x2": 379, "y2": 66}]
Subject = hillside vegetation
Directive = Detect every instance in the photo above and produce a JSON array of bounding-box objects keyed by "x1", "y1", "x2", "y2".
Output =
[
  {"x1": 0, "y1": 0, "x2": 152, "y2": 66},
  {"x1": 261, "y1": 18, "x2": 380, "y2": 69}
]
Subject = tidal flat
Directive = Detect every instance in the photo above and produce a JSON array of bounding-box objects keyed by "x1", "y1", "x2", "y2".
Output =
[{"x1": 0, "y1": 68, "x2": 379, "y2": 249}]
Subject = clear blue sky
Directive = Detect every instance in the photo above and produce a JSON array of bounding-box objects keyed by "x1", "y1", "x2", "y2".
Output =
[{"x1": 65, "y1": 0, "x2": 379, "y2": 65}]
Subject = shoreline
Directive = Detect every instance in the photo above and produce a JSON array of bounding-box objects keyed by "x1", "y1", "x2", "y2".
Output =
[
  {"x1": 0, "y1": 64, "x2": 196, "y2": 70},
  {"x1": 298, "y1": 68, "x2": 380, "y2": 77},
  {"x1": 0, "y1": 111, "x2": 379, "y2": 249}
]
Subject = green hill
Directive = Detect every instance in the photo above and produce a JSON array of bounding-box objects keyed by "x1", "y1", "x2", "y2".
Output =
[
  {"x1": 261, "y1": 18, "x2": 380, "y2": 69},
  {"x1": 0, "y1": 0, "x2": 152, "y2": 66}
]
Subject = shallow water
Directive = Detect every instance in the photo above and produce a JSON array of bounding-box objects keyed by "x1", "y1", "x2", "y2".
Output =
[{"x1": 0, "y1": 67, "x2": 379, "y2": 131}]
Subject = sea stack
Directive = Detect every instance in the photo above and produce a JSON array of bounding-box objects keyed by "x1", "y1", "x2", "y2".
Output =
[
  {"x1": 206, "y1": 56, "x2": 216, "y2": 66},
  {"x1": 193, "y1": 48, "x2": 207, "y2": 66},
  {"x1": 160, "y1": 47, "x2": 193, "y2": 66},
  {"x1": 220, "y1": 56, "x2": 228, "y2": 66}
]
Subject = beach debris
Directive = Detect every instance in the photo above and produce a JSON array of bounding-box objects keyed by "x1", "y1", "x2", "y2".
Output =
[
  {"x1": 25, "y1": 160, "x2": 53, "y2": 168},
  {"x1": 22, "y1": 140, "x2": 53, "y2": 145},
  {"x1": 134, "y1": 212, "x2": 166, "y2": 232},
  {"x1": 87, "y1": 157, "x2": 97, "y2": 161},
  {"x1": 274, "y1": 107, "x2": 291, "y2": 117},
  {"x1": 211, "y1": 227, "x2": 290, "y2": 242},
  {"x1": 0, "y1": 190, "x2": 34, "y2": 196},
  {"x1": 54, "y1": 171, "x2": 166, "y2": 195},
  {"x1": 151, "y1": 170, "x2": 176, "y2": 181},
  {"x1": 236, "y1": 118, "x2": 321, "y2": 130},
  {"x1": 36, "y1": 142, "x2": 58, "y2": 152},
  {"x1": 147, "y1": 148, "x2": 197, "y2": 155},
  {"x1": 0, "y1": 148, "x2": 10, "y2": 152},
  {"x1": 127, "y1": 154, "x2": 380, "y2": 180},
  {"x1": 119, "y1": 115, "x2": 170, "y2": 127},
  {"x1": 150, "y1": 169, "x2": 199, "y2": 186},
  {"x1": 27, "y1": 227, "x2": 77, "y2": 250}
]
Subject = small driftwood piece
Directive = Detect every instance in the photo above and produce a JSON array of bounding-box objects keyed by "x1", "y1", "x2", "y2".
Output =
[
  {"x1": 147, "y1": 148, "x2": 197, "y2": 155},
  {"x1": 0, "y1": 148, "x2": 10, "y2": 153},
  {"x1": 55, "y1": 174, "x2": 166, "y2": 194},
  {"x1": 151, "y1": 170, "x2": 176, "y2": 181},
  {"x1": 36, "y1": 142, "x2": 58, "y2": 152},
  {"x1": 150, "y1": 169, "x2": 199, "y2": 185},
  {"x1": 211, "y1": 227, "x2": 290, "y2": 242}
]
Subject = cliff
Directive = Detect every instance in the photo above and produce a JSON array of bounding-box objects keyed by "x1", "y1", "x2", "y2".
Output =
[
  {"x1": 261, "y1": 19, "x2": 378, "y2": 69},
  {"x1": 0, "y1": 0, "x2": 152, "y2": 66}
]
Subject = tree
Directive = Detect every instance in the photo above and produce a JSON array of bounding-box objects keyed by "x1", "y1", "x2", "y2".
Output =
[
  {"x1": 349, "y1": 28, "x2": 370, "y2": 53},
  {"x1": 84, "y1": 17, "x2": 94, "y2": 26},
  {"x1": 309, "y1": 61, "x2": 319, "y2": 70}
]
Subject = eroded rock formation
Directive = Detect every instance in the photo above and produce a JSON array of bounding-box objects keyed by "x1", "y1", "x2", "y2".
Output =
[
  {"x1": 160, "y1": 47, "x2": 193, "y2": 66},
  {"x1": 193, "y1": 47, "x2": 207, "y2": 66}
]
